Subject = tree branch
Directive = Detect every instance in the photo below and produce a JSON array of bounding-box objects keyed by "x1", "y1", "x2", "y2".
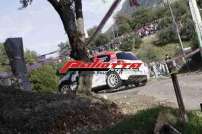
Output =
[
  {"x1": 45, "y1": 0, "x2": 89, "y2": 61},
  {"x1": 75, "y1": 0, "x2": 85, "y2": 40},
  {"x1": 75, "y1": 0, "x2": 83, "y2": 19},
  {"x1": 47, "y1": 0, "x2": 77, "y2": 46},
  {"x1": 47, "y1": 0, "x2": 61, "y2": 13}
]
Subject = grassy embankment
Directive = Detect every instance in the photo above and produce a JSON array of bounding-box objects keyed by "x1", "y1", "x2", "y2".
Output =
[
  {"x1": 135, "y1": 34, "x2": 192, "y2": 63},
  {"x1": 96, "y1": 106, "x2": 202, "y2": 134}
]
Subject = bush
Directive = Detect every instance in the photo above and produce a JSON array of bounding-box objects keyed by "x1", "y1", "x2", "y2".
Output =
[
  {"x1": 198, "y1": 0, "x2": 202, "y2": 8},
  {"x1": 0, "y1": 44, "x2": 10, "y2": 72},
  {"x1": 137, "y1": 46, "x2": 162, "y2": 62},
  {"x1": 88, "y1": 33, "x2": 111, "y2": 48},
  {"x1": 119, "y1": 35, "x2": 142, "y2": 51},
  {"x1": 131, "y1": 7, "x2": 155, "y2": 28},
  {"x1": 158, "y1": 17, "x2": 173, "y2": 30},
  {"x1": 97, "y1": 107, "x2": 202, "y2": 134},
  {"x1": 117, "y1": 23, "x2": 132, "y2": 35},
  {"x1": 24, "y1": 49, "x2": 38, "y2": 64},
  {"x1": 157, "y1": 26, "x2": 178, "y2": 45},
  {"x1": 94, "y1": 34, "x2": 110, "y2": 47},
  {"x1": 29, "y1": 65, "x2": 59, "y2": 93},
  {"x1": 157, "y1": 17, "x2": 195, "y2": 46},
  {"x1": 191, "y1": 32, "x2": 200, "y2": 49},
  {"x1": 156, "y1": 0, "x2": 194, "y2": 45},
  {"x1": 180, "y1": 17, "x2": 195, "y2": 41},
  {"x1": 115, "y1": 14, "x2": 133, "y2": 35}
]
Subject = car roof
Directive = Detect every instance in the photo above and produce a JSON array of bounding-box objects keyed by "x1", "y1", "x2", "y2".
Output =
[
  {"x1": 94, "y1": 51, "x2": 138, "y2": 58},
  {"x1": 94, "y1": 51, "x2": 116, "y2": 57}
]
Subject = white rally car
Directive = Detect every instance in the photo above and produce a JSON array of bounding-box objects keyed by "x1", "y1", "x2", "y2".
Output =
[{"x1": 58, "y1": 51, "x2": 149, "y2": 93}]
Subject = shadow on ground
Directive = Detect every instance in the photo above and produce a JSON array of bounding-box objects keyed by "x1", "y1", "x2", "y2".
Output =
[{"x1": 0, "y1": 86, "x2": 122, "y2": 134}]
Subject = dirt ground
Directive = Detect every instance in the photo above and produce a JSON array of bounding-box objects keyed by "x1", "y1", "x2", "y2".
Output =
[
  {"x1": 0, "y1": 86, "x2": 122, "y2": 134},
  {"x1": 0, "y1": 72, "x2": 201, "y2": 133},
  {"x1": 99, "y1": 72, "x2": 202, "y2": 114}
]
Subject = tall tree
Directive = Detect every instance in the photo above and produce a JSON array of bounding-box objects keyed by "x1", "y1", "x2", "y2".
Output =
[
  {"x1": 20, "y1": 0, "x2": 92, "y2": 94},
  {"x1": 21, "y1": 0, "x2": 89, "y2": 61}
]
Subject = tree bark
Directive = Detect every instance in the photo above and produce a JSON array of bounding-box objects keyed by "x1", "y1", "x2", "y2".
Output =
[
  {"x1": 75, "y1": 0, "x2": 93, "y2": 95},
  {"x1": 48, "y1": 0, "x2": 89, "y2": 61},
  {"x1": 48, "y1": 0, "x2": 92, "y2": 95},
  {"x1": 75, "y1": 0, "x2": 85, "y2": 41}
]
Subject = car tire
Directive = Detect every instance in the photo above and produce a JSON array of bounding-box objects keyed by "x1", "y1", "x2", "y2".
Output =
[
  {"x1": 141, "y1": 80, "x2": 147, "y2": 86},
  {"x1": 135, "y1": 83, "x2": 140, "y2": 87},
  {"x1": 135, "y1": 80, "x2": 147, "y2": 87},
  {"x1": 59, "y1": 82, "x2": 77, "y2": 95},
  {"x1": 106, "y1": 71, "x2": 122, "y2": 89}
]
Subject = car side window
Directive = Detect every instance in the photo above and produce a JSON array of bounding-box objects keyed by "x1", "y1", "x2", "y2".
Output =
[
  {"x1": 97, "y1": 55, "x2": 110, "y2": 62},
  {"x1": 116, "y1": 52, "x2": 138, "y2": 60}
]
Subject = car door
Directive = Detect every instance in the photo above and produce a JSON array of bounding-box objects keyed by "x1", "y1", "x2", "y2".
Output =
[{"x1": 92, "y1": 54, "x2": 110, "y2": 88}]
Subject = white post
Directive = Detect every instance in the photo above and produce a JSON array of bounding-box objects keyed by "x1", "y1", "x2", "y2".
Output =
[
  {"x1": 189, "y1": 0, "x2": 202, "y2": 57},
  {"x1": 167, "y1": 0, "x2": 186, "y2": 63}
]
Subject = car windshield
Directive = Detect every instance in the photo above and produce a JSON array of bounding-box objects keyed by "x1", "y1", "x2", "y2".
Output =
[
  {"x1": 97, "y1": 55, "x2": 110, "y2": 62},
  {"x1": 116, "y1": 52, "x2": 138, "y2": 60}
]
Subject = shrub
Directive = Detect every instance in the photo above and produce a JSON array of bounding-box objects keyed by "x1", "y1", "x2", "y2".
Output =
[
  {"x1": 157, "y1": 26, "x2": 178, "y2": 45},
  {"x1": 29, "y1": 65, "x2": 59, "y2": 93},
  {"x1": 117, "y1": 23, "x2": 132, "y2": 35},
  {"x1": 24, "y1": 49, "x2": 38, "y2": 64},
  {"x1": 119, "y1": 35, "x2": 142, "y2": 51},
  {"x1": 0, "y1": 44, "x2": 10, "y2": 72},
  {"x1": 94, "y1": 34, "x2": 111, "y2": 47},
  {"x1": 180, "y1": 17, "x2": 195, "y2": 41},
  {"x1": 137, "y1": 46, "x2": 162, "y2": 63}
]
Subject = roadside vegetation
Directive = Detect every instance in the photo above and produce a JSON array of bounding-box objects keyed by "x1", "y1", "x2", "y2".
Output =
[
  {"x1": 87, "y1": 0, "x2": 199, "y2": 63},
  {"x1": 29, "y1": 65, "x2": 59, "y2": 93},
  {"x1": 136, "y1": 35, "x2": 192, "y2": 62},
  {"x1": 96, "y1": 107, "x2": 202, "y2": 134},
  {"x1": 0, "y1": 84, "x2": 201, "y2": 134},
  {"x1": 0, "y1": 0, "x2": 201, "y2": 133},
  {"x1": 119, "y1": 34, "x2": 142, "y2": 51},
  {"x1": 0, "y1": 44, "x2": 59, "y2": 93},
  {"x1": 0, "y1": 44, "x2": 10, "y2": 72},
  {"x1": 114, "y1": 0, "x2": 194, "y2": 45}
]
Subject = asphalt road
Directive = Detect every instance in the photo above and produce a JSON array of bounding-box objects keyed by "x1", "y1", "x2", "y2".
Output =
[{"x1": 100, "y1": 72, "x2": 202, "y2": 113}]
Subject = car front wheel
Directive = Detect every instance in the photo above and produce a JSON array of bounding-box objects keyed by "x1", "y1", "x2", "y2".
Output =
[
  {"x1": 106, "y1": 72, "x2": 122, "y2": 89},
  {"x1": 59, "y1": 82, "x2": 78, "y2": 95}
]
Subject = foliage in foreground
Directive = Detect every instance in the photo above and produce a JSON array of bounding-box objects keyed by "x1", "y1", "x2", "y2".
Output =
[
  {"x1": 0, "y1": 44, "x2": 58, "y2": 93},
  {"x1": 24, "y1": 49, "x2": 38, "y2": 64},
  {"x1": 96, "y1": 107, "x2": 202, "y2": 134},
  {"x1": 0, "y1": 44, "x2": 10, "y2": 72},
  {"x1": 0, "y1": 86, "x2": 122, "y2": 134},
  {"x1": 29, "y1": 65, "x2": 59, "y2": 93}
]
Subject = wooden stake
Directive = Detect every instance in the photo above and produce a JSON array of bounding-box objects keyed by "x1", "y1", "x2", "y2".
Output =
[{"x1": 166, "y1": 60, "x2": 188, "y2": 123}]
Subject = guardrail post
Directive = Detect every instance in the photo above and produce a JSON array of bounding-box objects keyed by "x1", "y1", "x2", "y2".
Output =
[
  {"x1": 4, "y1": 38, "x2": 32, "y2": 92},
  {"x1": 166, "y1": 59, "x2": 188, "y2": 124}
]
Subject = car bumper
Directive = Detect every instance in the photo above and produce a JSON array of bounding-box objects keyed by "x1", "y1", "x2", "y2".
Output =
[
  {"x1": 119, "y1": 69, "x2": 148, "y2": 80},
  {"x1": 127, "y1": 75, "x2": 147, "y2": 83}
]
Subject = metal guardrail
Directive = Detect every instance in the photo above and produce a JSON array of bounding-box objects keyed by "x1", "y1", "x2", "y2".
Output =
[
  {"x1": 159, "y1": 48, "x2": 201, "y2": 64},
  {"x1": 0, "y1": 48, "x2": 61, "y2": 80},
  {"x1": 0, "y1": 58, "x2": 60, "y2": 79}
]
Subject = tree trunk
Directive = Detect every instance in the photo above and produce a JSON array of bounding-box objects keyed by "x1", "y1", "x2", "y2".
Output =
[
  {"x1": 75, "y1": 0, "x2": 93, "y2": 95},
  {"x1": 48, "y1": 0, "x2": 89, "y2": 61},
  {"x1": 48, "y1": 0, "x2": 92, "y2": 95}
]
